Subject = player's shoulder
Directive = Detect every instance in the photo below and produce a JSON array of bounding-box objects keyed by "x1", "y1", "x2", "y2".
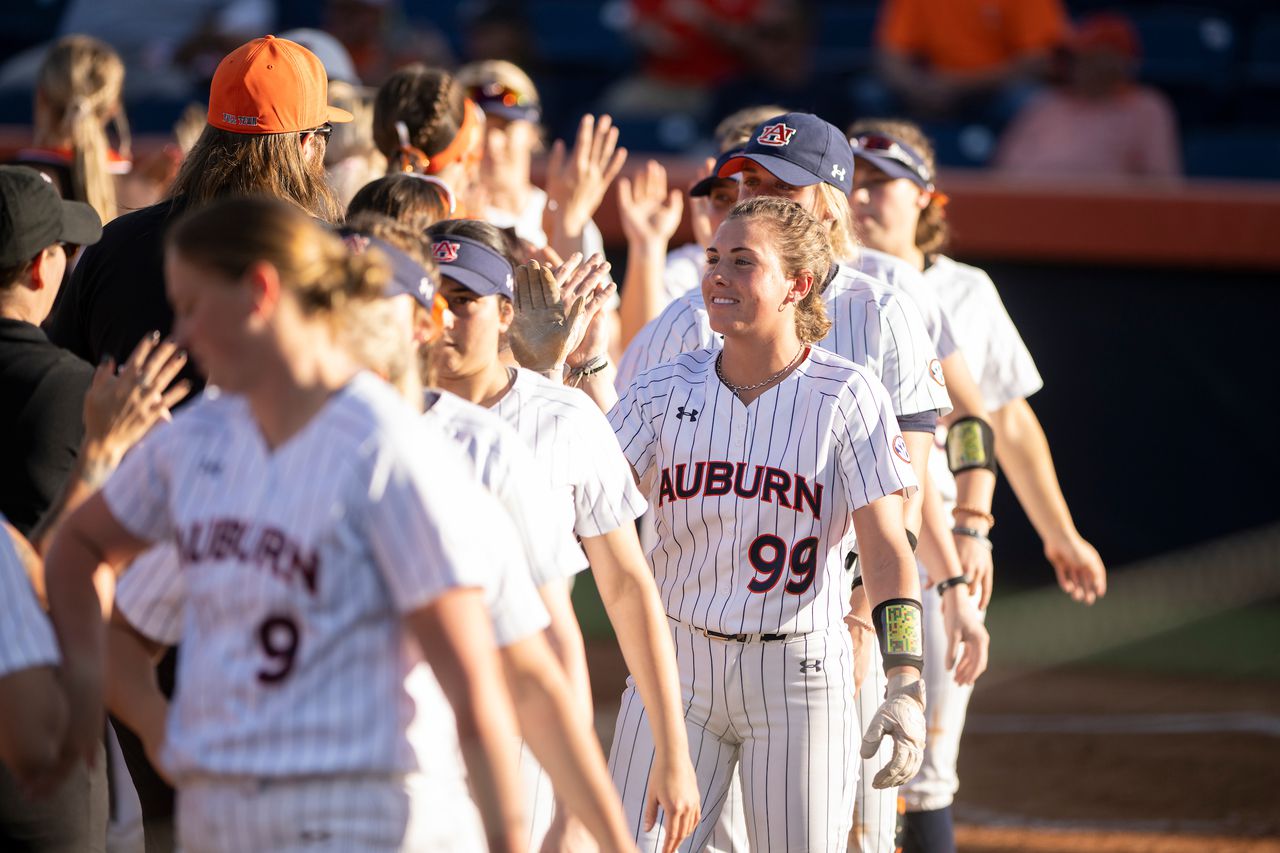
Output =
[
  {"x1": 926, "y1": 254, "x2": 1004, "y2": 305},
  {"x1": 424, "y1": 387, "x2": 526, "y2": 452},
  {"x1": 828, "y1": 261, "x2": 909, "y2": 310},
  {"x1": 624, "y1": 348, "x2": 716, "y2": 398},
  {"x1": 803, "y1": 345, "x2": 883, "y2": 391}
]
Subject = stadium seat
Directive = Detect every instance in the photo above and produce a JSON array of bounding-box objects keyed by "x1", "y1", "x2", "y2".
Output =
[
  {"x1": 1127, "y1": 7, "x2": 1238, "y2": 90},
  {"x1": 1182, "y1": 129, "x2": 1280, "y2": 180},
  {"x1": 918, "y1": 121, "x2": 998, "y2": 169}
]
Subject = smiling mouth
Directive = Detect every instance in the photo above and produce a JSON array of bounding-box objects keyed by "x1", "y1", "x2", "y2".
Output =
[{"x1": 711, "y1": 297, "x2": 739, "y2": 305}]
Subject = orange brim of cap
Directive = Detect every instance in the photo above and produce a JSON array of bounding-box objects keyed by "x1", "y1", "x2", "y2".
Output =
[{"x1": 327, "y1": 105, "x2": 354, "y2": 124}]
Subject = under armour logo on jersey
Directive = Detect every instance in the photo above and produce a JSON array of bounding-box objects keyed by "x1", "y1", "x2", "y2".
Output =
[
  {"x1": 433, "y1": 241, "x2": 460, "y2": 262},
  {"x1": 830, "y1": 163, "x2": 847, "y2": 181},
  {"x1": 799, "y1": 659, "x2": 823, "y2": 673},
  {"x1": 198, "y1": 459, "x2": 223, "y2": 476},
  {"x1": 676, "y1": 406, "x2": 699, "y2": 421},
  {"x1": 756, "y1": 122, "x2": 797, "y2": 147}
]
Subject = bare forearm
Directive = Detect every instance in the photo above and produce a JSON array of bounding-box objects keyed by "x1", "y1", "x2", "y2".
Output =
[
  {"x1": 589, "y1": 539, "x2": 687, "y2": 759},
  {"x1": 105, "y1": 622, "x2": 169, "y2": 750},
  {"x1": 917, "y1": 477, "x2": 963, "y2": 585},
  {"x1": 540, "y1": 583, "x2": 594, "y2": 714},
  {"x1": 32, "y1": 441, "x2": 120, "y2": 556},
  {"x1": 618, "y1": 239, "x2": 668, "y2": 347},
  {"x1": 991, "y1": 399, "x2": 1077, "y2": 542},
  {"x1": 952, "y1": 468, "x2": 996, "y2": 524},
  {"x1": 572, "y1": 366, "x2": 620, "y2": 413},
  {"x1": 45, "y1": 532, "x2": 109, "y2": 692},
  {"x1": 901, "y1": 431, "x2": 933, "y2": 538},
  {"x1": 505, "y1": 641, "x2": 629, "y2": 849}
]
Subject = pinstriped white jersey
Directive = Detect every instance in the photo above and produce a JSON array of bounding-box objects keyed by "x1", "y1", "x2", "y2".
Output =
[
  {"x1": 0, "y1": 522, "x2": 59, "y2": 677},
  {"x1": 857, "y1": 247, "x2": 958, "y2": 360},
  {"x1": 422, "y1": 388, "x2": 584, "y2": 589},
  {"x1": 102, "y1": 373, "x2": 526, "y2": 778},
  {"x1": 492, "y1": 368, "x2": 647, "y2": 547},
  {"x1": 616, "y1": 262, "x2": 951, "y2": 419},
  {"x1": 924, "y1": 255, "x2": 1044, "y2": 504},
  {"x1": 610, "y1": 347, "x2": 917, "y2": 634}
]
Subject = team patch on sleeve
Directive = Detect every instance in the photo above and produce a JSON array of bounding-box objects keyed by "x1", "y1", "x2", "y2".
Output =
[
  {"x1": 892, "y1": 435, "x2": 911, "y2": 463},
  {"x1": 928, "y1": 359, "x2": 946, "y2": 386},
  {"x1": 882, "y1": 602, "x2": 922, "y2": 656}
]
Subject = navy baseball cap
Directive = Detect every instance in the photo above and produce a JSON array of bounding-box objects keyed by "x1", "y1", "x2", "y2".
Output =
[
  {"x1": 431, "y1": 235, "x2": 514, "y2": 299},
  {"x1": 338, "y1": 228, "x2": 436, "y2": 310},
  {"x1": 718, "y1": 113, "x2": 854, "y2": 194},
  {"x1": 690, "y1": 148, "x2": 744, "y2": 198},
  {"x1": 849, "y1": 132, "x2": 934, "y2": 191}
]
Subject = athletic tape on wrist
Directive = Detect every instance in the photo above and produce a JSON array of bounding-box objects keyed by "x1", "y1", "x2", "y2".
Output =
[
  {"x1": 872, "y1": 598, "x2": 924, "y2": 673},
  {"x1": 946, "y1": 416, "x2": 996, "y2": 475}
]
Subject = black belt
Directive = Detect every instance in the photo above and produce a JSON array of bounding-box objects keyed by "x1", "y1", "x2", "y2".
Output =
[{"x1": 697, "y1": 626, "x2": 792, "y2": 643}]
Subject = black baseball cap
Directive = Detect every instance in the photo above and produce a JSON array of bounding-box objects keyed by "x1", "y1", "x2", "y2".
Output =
[
  {"x1": 430, "y1": 235, "x2": 514, "y2": 299},
  {"x1": 690, "y1": 148, "x2": 744, "y2": 198},
  {"x1": 0, "y1": 166, "x2": 102, "y2": 267},
  {"x1": 337, "y1": 227, "x2": 436, "y2": 310},
  {"x1": 718, "y1": 112, "x2": 855, "y2": 195}
]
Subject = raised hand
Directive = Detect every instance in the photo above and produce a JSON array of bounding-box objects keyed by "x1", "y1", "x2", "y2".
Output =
[
  {"x1": 85, "y1": 333, "x2": 191, "y2": 463},
  {"x1": 545, "y1": 114, "x2": 628, "y2": 247},
  {"x1": 509, "y1": 259, "x2": 600, "y2": 374},
  {"x1": 617, "y1": 160, "x2": 683, "y2": 249}
]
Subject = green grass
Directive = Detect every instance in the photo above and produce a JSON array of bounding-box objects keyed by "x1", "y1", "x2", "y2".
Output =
[{"x1": 1081, "y1": 605, "x2": 1280, "y2": 679}]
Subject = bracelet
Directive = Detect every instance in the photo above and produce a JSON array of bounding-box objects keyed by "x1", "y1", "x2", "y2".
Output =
[
  {"x1": 935, "y1": 575, "x2": 969, "y2": 595},
  {"x1": 952, "y1": 505, "x2": 995, "y2": 528},
  {"x1": 567, "y1": 355, "x2": 609, "y2": 381},
  {"x1": 952, "y1": 526, "x2": 993, "y2": 550}
]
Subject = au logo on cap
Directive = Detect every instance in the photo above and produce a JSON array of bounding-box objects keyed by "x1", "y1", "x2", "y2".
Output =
[
  {"x1": 756, "y1": 122, "x2": 797, "y2": 147},
  {"x1": 433, "y1": 241, "x2": 460, "y2": 262}
]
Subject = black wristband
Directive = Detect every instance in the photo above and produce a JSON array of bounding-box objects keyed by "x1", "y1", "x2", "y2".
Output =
[
  {"x1": 935, "y1": 575, "x2": 969, "y2": 595},
  {"x1": 953, "y1": 526, "x2": 993, "y2": 550},
  {"x1": 871, "y1": 598, "x2": 924, "y2": 673}
]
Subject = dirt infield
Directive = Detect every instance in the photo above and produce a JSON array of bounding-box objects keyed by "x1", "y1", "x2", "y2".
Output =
[{"x1": 585, "y1": 644, "x2": 1280, "y2": 852}]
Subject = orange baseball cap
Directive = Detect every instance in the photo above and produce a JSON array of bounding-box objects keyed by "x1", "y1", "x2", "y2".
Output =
[{"x1": 207, "y1": 35, "x2": 354, "y2": 134}]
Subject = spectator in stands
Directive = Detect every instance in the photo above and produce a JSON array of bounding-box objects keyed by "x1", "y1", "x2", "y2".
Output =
[
  {"x1": 870, "y1": 0, "x2": 1068, "y2": 123},
  {"x1": 604, "y1": 0, "x2": 768, "y2": 118},
  {"x1": 12, "y1": 36, "x2": 129, "y2": 226},
  {"x1": 45, "y1": 35, "x2": 349, "y2": 391},
  {"x1": 996, "y1": 13, "x2": 1181, "y2": 179}
]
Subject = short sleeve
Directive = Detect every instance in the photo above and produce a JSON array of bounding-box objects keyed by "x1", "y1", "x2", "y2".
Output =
[
  {"x1": 486, "y1": 558, "x2": 551, "y2": 647},
  {"x1": 0, "y1": 526, "x2": 59, "y2": 677},
  {"x1": 836, "y1": 373, "x2": 920, "y2": 512},
  {"x1": 878, "y1": 292, "x2": 952, "y2": 418},
  {"x1": 101, "y1": 425, "x2": 175, "y2": 544},
  {"x1": 570, "y1": 405, "x2": 648, "y2": 538},
  {"x1": 974, "y1": 278, "x2": 1044, "y2": 409},
  {"x1": 899, "y1": 272, "x2": 958, "y2": 360},
  {"x1": 616, "y1": 297, "x2": 714, "y2": 391},
  {"x1": 360, "y1": 428, "x2": 509, "y2": 614},
  {"x1": 608, "y1": 381, "x2": 658, "y2": 483},
  {"x1": 114, "y1": 543, "x2": 185, "y2": 646},
  {"x1": 485, "y1": 435, "x2": 587, "y2": 586}
]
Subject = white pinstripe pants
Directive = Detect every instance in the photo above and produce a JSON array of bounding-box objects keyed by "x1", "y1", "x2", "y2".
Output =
[
  {"x1": 176, "y1": 772, "x2": 481, "y2": 852},
  {"x1": 851, "y1": 644, "x2": 900, "y2": 853},
  {"x1": 609, "y1": 621, "x2": 858, "y2": 852}
]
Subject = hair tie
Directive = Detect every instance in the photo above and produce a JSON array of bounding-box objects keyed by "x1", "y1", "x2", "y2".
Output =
[{"x1": 394, "y1": 120, "x2": 431, "y2": 174}]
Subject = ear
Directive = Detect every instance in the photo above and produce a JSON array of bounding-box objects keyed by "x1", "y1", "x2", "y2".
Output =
[
  {"x1": 787, "y1": 269, "x2": 816, "y2": 304},
  {"x1": 29, "y1": 246, "x2": 58, "y2": 291},
  {"x1": 243, "y1": 260, "x2": 282, "y2": 321},
  {"x1": 496, "y1": 296, "x2": 514, "y2": 333}
]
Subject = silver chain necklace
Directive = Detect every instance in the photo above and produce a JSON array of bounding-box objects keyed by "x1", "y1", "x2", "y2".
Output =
[{"x1": 716, "y1": 346, "x2": 806, "y2": 395}]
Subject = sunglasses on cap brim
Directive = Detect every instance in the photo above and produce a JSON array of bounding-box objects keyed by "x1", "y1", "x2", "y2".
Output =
[{"x1": 849, "y1": 134, "x2": 934, "y2": 189}]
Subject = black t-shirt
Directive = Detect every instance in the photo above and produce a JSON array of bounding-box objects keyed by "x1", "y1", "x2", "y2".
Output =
[
  {"x1": 0, "y1": 319, "x2": 93, "y2": 536},
  {"x1": 44, "y1": 197, "x2": 204, "y2": 393}
]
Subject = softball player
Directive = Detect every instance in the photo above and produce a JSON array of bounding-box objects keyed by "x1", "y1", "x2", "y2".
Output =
[
  {"x1": 607, "y1": 196, "x2": 926, "y2": 852},
  {"x1": 421, "y1": 218, "x2": 700, "y2": 851},
  {"x1": 848, "y1": 118, "x2": 1107, "y2": 853},
  {"x1": 42, "y1": 197, "x2": 528, "y2": 853}
]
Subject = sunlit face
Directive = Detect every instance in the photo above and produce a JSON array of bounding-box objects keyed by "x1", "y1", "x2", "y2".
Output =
[
  {"x1": 430, "y1": 278, "x2": 511, "y2": 379},
  {"x1": 702, "y1": 217, "x2": 807, "y2": 340},
  {"x1": 479, "y1": 115, "x2": 539, "y2": 183},
  {"x1": 704, "y1": 179, "x2": 739, "y2": 235},
  {"x1": 164, "y1": 248, "x2": 260, "y2": 390},
  {"x1": 736, "y1": 160, "x2": 819, "y2": 212},
  {"x1": 849, "y1": 163, "x2": 927, "y2": 255}
]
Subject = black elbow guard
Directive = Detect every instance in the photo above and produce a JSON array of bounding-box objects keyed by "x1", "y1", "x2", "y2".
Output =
[{"x1": 946, "y1": 416, "x2": 996, "y2": 475}]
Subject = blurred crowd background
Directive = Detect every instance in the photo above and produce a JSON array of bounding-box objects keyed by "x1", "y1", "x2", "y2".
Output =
[{"x1": 1, "y1": 0, "x2": 1278, "y2": 178}]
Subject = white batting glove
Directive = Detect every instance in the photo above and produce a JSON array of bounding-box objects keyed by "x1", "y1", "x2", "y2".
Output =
[{"x1": 860, "y1": 671, "x2": 927, "y2": 789}]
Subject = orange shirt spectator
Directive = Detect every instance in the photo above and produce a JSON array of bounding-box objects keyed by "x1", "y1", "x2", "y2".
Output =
[{"x1": 877, "y1": 0, "x2": 1068, "y2": 72}]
